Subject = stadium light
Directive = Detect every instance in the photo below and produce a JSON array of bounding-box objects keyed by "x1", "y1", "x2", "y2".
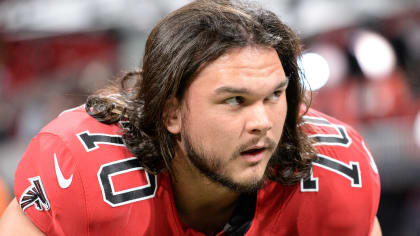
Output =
[
  {"x1": 299, "y1": 52, "x2": 330, "y2": 91},
  {"x1": 352, "y1": 30, "x2": 396, "y2": 80}
]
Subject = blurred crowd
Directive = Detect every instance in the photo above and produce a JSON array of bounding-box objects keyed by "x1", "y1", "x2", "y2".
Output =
[{"x1": 0, "y1": 1, "x2": 419, "y2": 234}]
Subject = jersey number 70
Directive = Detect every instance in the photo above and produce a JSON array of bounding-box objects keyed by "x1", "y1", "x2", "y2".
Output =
[
  {"x1": 300, "y1": 116, "x2": 377, "y2": 192},
  {"x1": 77, "y1": 130, "x2": 157, "y2": 207}
]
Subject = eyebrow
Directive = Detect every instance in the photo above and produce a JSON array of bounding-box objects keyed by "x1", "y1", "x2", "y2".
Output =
[{"x1": 214, "y1": 77, "x2": 289, "y2": 95}]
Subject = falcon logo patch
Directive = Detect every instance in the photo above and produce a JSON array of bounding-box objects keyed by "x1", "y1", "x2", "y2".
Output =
[{"x1": 19, "y1": 176, "x2": 50, "y2": 212}]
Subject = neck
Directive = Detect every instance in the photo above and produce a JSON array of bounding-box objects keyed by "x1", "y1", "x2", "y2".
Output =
[{"x1": 170, "y1": 147, "x2": 240, "y2": 235}]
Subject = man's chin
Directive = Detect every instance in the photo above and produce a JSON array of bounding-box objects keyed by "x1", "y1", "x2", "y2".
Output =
[
  {"x1": 216, "y1": 174, "x2": 268, "y2": 194},
  {"x1": 233, "y1": 180, "x2": 267, "y2": 194}
]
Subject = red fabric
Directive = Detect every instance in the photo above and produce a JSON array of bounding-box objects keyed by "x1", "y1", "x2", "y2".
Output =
[{"x1": 14, "y1": 106, "x2": 380, "y2": 235}]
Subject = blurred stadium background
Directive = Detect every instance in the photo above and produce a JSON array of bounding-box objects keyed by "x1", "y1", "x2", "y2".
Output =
[{"x1": 0, "y1": 0, "x2": 419, "y2": 235}]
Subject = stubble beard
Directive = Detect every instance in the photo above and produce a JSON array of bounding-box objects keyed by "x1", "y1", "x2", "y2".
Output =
[{"x1": 181, "y1": 127, "x2": 276, "y2": 194}]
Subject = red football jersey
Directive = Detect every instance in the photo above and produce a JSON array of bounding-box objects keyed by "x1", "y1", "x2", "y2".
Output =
[{"x1": 14, "y1": 106, "x2": 380, "y2": 235}]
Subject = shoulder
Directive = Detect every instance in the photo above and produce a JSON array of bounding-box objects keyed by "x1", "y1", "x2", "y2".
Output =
[
  {"x1": 16, "y1": 105, "x2": 130, "y2": 191},
  {"x1": 41, "y1": 105, "x2": 125, "y2": 148},
  {"x1": 301, "y1": 108, "x2": 379, "y2": 180},
  {"x1": 302, "y1": 108, "x2": 363, "y2": 144},
  {"x1": 252, "y1": 108, "x2": 381, "y2": 235},
  {"x1": 13, "y1": 105, "x2": 165, "y2": 235},
  {"x1": 33, "y1": 105, "x2": 130, "y2": 175},
  {"x1": 298, "y1": 108, "x2": 380, "y2": 195},
  {"x1": 298, "y1": 109, "x2": 380, "y2": 234}
]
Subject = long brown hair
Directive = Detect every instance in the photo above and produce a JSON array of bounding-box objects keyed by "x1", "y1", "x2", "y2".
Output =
[{"x1": 86, "y1": 0, "x2": 316, "y2": 185}]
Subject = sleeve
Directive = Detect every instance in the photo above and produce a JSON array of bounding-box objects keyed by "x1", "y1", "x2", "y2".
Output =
[
  {"x1": 314, "y1": 125, "x2": 381, "y2": 235},
  {"x1": 14, "y1": 133, "x2": 88, "y2": 235},
  {"x1": 348, "y1": 129, "x2": 381, "y2": 235},
  {"x1": 300, "y1": 110, "x2": 381, "y2": 235}
]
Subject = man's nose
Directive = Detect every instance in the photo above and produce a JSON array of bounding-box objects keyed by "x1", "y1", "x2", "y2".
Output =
[{"x1": 245, "y1": 103, "x2": 273, "y2": 135}]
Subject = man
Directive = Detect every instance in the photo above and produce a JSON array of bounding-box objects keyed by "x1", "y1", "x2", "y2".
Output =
[{"x1": 0, "y1": 0, "x2": 381, "y2": 235}]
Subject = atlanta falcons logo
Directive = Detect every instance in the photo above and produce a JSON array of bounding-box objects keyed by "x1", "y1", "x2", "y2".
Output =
[{"x1": 19, "y1": 176, "x2": 50, "y2": 212}]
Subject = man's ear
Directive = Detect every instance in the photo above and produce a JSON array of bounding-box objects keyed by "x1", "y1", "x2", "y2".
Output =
[{"x1": 164, "y1": 97, "x2": 182, "y2": 134}]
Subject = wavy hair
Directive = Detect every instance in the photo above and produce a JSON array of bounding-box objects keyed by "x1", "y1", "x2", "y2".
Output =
[{"x1": 86, "y1": 0, "x2": 316, "y2": 185}]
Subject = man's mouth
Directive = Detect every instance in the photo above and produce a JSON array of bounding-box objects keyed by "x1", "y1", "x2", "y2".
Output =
[
  {"x1": 240, "y1": 147, "x2": 266, "y2": 155},
  {"x1": 240, "y1": 146, "x2": 267, "y2": 162}
]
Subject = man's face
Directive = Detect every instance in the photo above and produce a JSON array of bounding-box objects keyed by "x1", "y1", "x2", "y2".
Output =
[{"x1": 172, "y1": 46, "x2": 288, "y2": 193}]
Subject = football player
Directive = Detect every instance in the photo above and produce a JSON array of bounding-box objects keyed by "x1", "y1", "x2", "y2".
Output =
[{"x1": 0, "y1": 0, "x2": 381, "y2": 235}]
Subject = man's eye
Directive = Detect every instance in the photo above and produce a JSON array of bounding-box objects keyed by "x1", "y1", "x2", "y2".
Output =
[
  {"x1": 266, "y1": 90, "x2": 283, "y2": 101},
  {"x1": 225, "y1": 96, "x2": 245, "y2": 106}
]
